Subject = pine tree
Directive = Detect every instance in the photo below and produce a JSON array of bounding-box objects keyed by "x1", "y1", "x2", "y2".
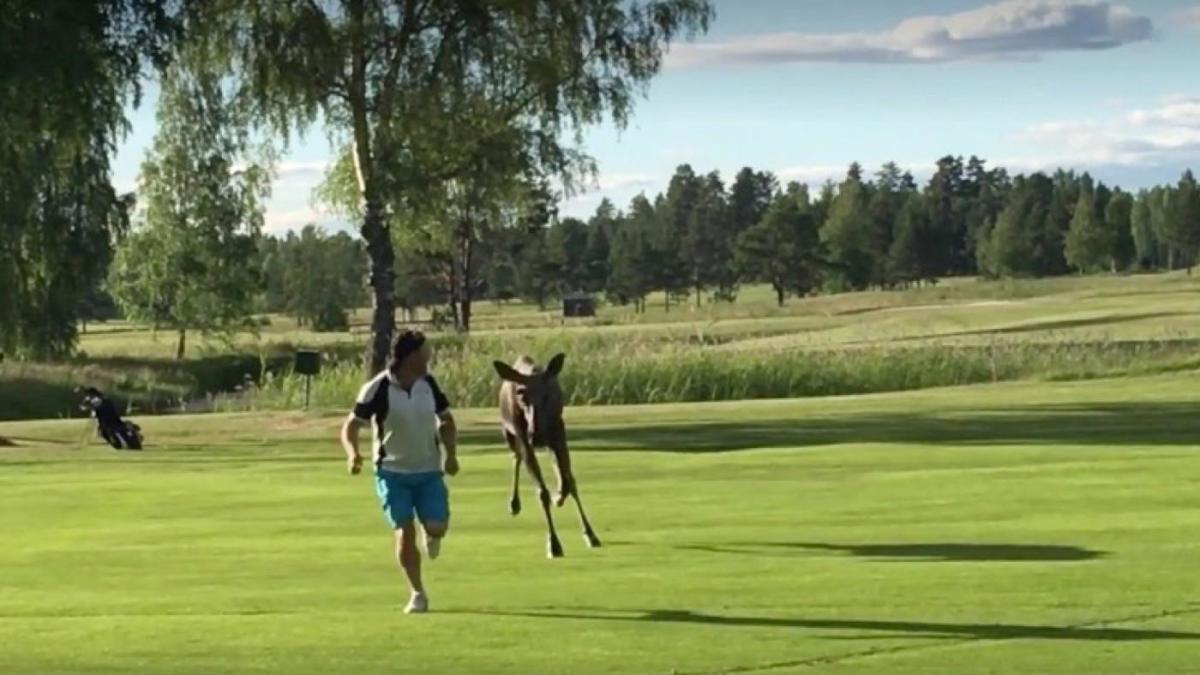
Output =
[
  {"x1": 1131, "y1": 191, "x2": 1157, "y2": 269},
  {"x1": 1166, "y1": 170, "x2": 1200, "y2": 274},
  {"x1": 1105, "y1": 190, "x2": 1135, "y2": 272},
  {"x1": 584, "y1": 199, "x2": 616, "y2": 293},
  {"x1": 820, "y1": 167, "x2": 875, "y2": 290},
  {"x1": 735, "y1": 189, "x2": 820, "y2": 306},
  {"x1": 1064, "y1": 190, "x2": 1112, "y2": 273},
  {"x1": 607, "y1": 195, "x2": 657, "y2": 312},
  {"x1": 888, "y1": 193, "x2": 930, "y2": 286},
  {"x1": 981, "y1": 195, "x2": 1035, "y2": 278}
]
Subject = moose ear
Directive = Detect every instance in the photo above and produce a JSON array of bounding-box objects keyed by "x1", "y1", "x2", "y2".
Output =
[
  {"x1": 493, "y1": 361, "x2": 528, "y2": 384},
  {"x1": 545, "y1": 353, "x2": 566, "y2": 378}
]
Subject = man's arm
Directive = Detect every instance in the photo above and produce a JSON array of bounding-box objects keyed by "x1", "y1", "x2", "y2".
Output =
[
  {"x1": 341, "y1": 415, "x2": 364, "y2": 475},
  {"x1": 343, "y1": 375, "x2": 386, "y2": 476},
  {"x1": 438, "y1": 411, "x2": 459, "y2": 476}
]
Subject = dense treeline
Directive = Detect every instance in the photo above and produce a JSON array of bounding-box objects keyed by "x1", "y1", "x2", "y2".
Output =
[
  {"x1": 261, "y1": 227, "x2": 368, "y2": 332},
  {"x1": 351, "y1": 157, "x2": 1200, "y2": 324},
  {"x1": 67, "y1": 155, "x2": 1200, "y2": 344}
]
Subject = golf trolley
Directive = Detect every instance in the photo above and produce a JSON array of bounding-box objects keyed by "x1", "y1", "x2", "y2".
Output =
[{"x1": 77, "y1": 387, "x2": 143, "y2": 451}]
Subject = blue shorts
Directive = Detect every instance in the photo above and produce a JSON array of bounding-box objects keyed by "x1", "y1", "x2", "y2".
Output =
[{"x1": 374, "y1": 470, "x2": 450, "y2": 529}]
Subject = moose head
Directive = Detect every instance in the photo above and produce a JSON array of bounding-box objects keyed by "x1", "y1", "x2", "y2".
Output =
[{"x1": 493, "y1": 353, "x2": 566, "y2": 444}]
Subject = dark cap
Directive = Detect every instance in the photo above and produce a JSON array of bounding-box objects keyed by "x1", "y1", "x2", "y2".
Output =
[{"x1": 391, "y1": 330, "x2": 427, "y2": 367}]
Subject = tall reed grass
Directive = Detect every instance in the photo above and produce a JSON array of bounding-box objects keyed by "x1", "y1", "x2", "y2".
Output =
[{"x1": 218, "y1": 332, "x2": 1200, "y2": 411}]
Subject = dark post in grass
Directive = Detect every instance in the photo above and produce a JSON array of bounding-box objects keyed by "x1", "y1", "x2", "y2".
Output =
[
  {"x1": 494, "y1": 353, "x2": 601, "y2": 558},
  {"x1": 294, "y1": 350, "x2": 321, "y2": 409}
]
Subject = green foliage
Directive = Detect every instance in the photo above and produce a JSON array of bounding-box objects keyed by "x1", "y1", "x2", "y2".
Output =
[
  {"x1": 655, "y1": 166, "x2": 702, "y2": 308},
  {"x1": 889, "y1": 193, "x2": 934, "y2": 284},
  {"x1": 820, "y1": 167, "x2": 875, "y2": 290},
  {"x1": 924, "y1": 156, "x2": 966, "y2": 275},
  {"x1": 547, "y1": 217, "x2": 591, "y2": 293},
  {"x1": 238, "y1": 331, "x2": 1200, "y2": 411},
  {"x1": 184, "y1": 0, "x2": 714, "y2": 369},
  {"x1": 583, "y1": 200, "x2": 616, "y2": 294},
  {"x1": 606, "y1": 196, "x2": 657, "y2": 310},
  {"x1": 262, "y1": 227, "x2": 366, "y2": 331},
  {"x1": 108, "y1": 66, "x2": 268, "y2": 359},
  {"x1": 723, "y1": 168, "x2": 778, "y2": 298},
  {"x1": 1065, "y1": 190, "x2": 1113, "y2": 273},
  {"x1": 735, "y1": 186, "x2": 820, "y2": 306},
  {"x1": 1132, "y1": 190, "x2": 1159, "y2": 269},
  {"x1": 1106, "y1": 190, "x2": 1136, "y2": 271},
  {"x1": 0, "y1": 1, "x2": 176, "y2": 359},
  {"x1": 1166, "y1": 170, "x2": 1200, "y2": 271}
]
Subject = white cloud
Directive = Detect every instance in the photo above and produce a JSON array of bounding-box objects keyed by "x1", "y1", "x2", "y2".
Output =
[
  {"x1": 559, "y1": 171, "x2": 660, "y2": 217},
  {"x1": 261, "y1": 159, "x2": 342, "y2": 233},
  {"x1": 1006, "y1": 96, "x2": 1200, "y2": 170},
  {"x1": 113, "y1": 176, "x2": 138, "y2": 194},
  {"x1": 776, "y1": 164, "x2": 849, "y2": 185},
  {"x1": 777, "y1": 162, "x2": 930, "y2": 187},
  {"x1": 262, "y1": 205, "x2": 347, "y2": 234},
  {"x1": 1178, "y1": 6, "x2": 1200, "y2": 31},
  {"x1": 594, "y1": 172, "x2": 657, "y2": 191},
  {"x1": 274, "y1": 160, "x2": 329, "y2": 182},
  {"x1": 1128, "y1": 98, "x2": 1200, "y2": 128},
  {"x1": 668, "y1": 0, "x2": 1153, "y2": 67}
]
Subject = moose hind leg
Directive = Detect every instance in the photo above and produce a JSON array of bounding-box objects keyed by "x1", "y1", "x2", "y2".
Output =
[
  {"x1": 549, "y1": 445, "x2": 575, "y2": 508},
  {"x1": 551, "y1": 443, "x2": 599, "y2": 548},
  {"x1": 503, "y1": 431, "x2": 523, "y2": 516},
  {"x1": 571, "y1": 483, "x2": 601, "y2": 548}
]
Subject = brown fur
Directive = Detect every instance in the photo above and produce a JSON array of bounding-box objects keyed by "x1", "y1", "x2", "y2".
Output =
[{"x1": 494, "y1": 353, "x2": 600, "y2": 558}]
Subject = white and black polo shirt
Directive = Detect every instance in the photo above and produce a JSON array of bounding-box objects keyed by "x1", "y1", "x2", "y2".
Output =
[{"x1": 352, "y1": 372, "x2": 451, "y2": 474}]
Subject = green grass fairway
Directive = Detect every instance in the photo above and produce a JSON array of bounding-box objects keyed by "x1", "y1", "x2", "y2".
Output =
[{"x1": 3, "y1": 374, "x2": 1199, "y2": 673}]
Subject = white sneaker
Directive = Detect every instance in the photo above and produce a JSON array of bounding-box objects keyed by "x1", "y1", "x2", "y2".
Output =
[
  {"x1": 424, "y1": 532, "x2": 442, "y2": 560},
  {"x1": 405, "y1": 592, "x2": 429, "y2": 614}
]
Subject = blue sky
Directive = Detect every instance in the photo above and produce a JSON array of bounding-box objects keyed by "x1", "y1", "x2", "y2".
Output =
[{"x1": 112, "y1": 0, "x2": 1200, "y2": 232}]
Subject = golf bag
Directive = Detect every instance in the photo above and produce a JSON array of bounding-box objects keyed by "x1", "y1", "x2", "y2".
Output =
[
  {"x1": 99, "y1": 420, "x2": 143, "y2": 450},
  {"x1": 78, "y1": 387, "x2": 143, "y2": 451}
]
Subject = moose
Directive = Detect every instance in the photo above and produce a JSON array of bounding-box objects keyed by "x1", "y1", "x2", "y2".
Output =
[{"x1": 493, "y1": 353, "x2": 600, "y2": 558}]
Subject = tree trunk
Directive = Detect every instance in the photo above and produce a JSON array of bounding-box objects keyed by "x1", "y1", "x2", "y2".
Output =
[
  {"x1": 774, "y1": 284, "x2": 785, "y2": 308},
  {"x1": 460, "y1": 236, "x2": 473, "y2": 332},
  {"x1": 348, "y1": 0, "x2": 395, "y2": 374},
  {"x1": 176, "y1": 328, "x2": 186, "y2": 360},
  {"x1": 446, "y1": 255, "x2": 461, "y2": 330},
  {"x1": 362, "y1": 199, "x2": 396, "y2": 373},
  {"x1": 694, "y1": 283, "x2": 701, "y2": 308}
]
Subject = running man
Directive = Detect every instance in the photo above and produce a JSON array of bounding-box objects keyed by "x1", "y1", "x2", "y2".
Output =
[{"x1": 340, "y1": 330, "x2": 459, "y2": 614}]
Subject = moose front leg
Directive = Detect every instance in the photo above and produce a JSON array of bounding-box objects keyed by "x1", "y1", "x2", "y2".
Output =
[{"x1": 523, "y1": 449, "x2": 564, "y2": 559}]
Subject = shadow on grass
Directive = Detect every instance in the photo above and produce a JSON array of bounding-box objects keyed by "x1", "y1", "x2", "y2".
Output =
[
  {"x1": 459, "y1": 401, "x2": 1200, "y2": 453},
  {"x1": 676, "y1": 542, "x2": 1107, "y2": 562},
  {"x1": 453, "y1": 608, "x2": 1200, "y2": 641},
  {"x1": 10, "y1": 401, "x2": 1200, "y2": 459}
]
